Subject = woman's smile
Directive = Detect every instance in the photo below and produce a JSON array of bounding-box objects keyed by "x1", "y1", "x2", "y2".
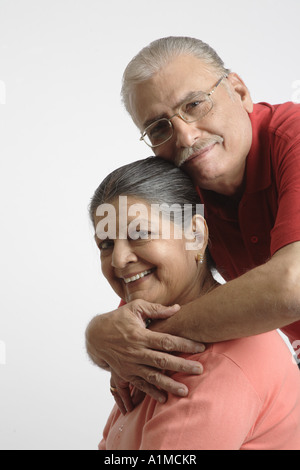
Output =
[
  {"x1": 121, "y1": 267, "x2": 156, "y2": 285},
  {"x1": 95, "y1": 195, "x2": 207, "y2": 305}
]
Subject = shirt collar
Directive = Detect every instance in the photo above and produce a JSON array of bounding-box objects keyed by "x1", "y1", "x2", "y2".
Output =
[{"x1": 245, "y1": 103, "x2": 273, "y2": 194}]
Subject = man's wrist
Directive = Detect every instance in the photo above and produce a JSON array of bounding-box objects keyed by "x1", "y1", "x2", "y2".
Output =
[{"x1": 148, "y1": 315, "x2": 176, "y2": 335}]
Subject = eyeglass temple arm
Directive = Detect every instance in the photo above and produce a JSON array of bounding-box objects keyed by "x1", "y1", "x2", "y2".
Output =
[{"x1": 208, "y1": 74, "x2": 228, "y2": 96}]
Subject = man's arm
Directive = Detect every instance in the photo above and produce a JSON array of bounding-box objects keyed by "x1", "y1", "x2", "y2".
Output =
[
  {"x1": 86, "y1": 242, "x2": 300, "y2": 403},
  {"x1": 155, "y1": 242, "x2": 300, "y2": 341}
]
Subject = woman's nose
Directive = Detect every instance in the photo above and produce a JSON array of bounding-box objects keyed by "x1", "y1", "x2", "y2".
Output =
[
  {"x1": 173, "y1": 117, "x2": 202, "y2": 149},
  {"x1": 111, "y1": 240, "x2": 138, "y2": 269}
]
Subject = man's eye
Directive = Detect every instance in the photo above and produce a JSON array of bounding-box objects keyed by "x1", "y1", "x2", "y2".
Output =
[
  {"x1": 149, "y1": 121, "x2": 169, "y2": 137},
  {"x1": 185, "y1": 99, "x2": 204, "y2": 113},
  {"x1": 190, "y1": 100, "x2": 201, "y2": 108}
]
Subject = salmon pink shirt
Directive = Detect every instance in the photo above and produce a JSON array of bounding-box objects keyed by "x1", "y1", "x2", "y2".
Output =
[{"x1": 99, "y1": 331, "x2": 300, "y2": 450}]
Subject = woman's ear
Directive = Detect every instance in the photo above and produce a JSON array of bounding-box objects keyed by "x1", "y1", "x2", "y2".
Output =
[{"x1": 185, "y1": 215, "x2": 208, "y2": 251}]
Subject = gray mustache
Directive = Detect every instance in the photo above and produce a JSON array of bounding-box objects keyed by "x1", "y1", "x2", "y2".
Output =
[{"x1": 175, "y1": 135, "x2": 224, "y2": 167}]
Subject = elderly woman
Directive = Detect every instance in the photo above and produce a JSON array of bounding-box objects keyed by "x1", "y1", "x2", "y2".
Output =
[{"x1": 89, "y1": 157, "x2": 300, "y2": 450}]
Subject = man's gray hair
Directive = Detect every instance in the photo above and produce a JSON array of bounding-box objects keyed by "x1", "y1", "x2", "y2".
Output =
[{"x1": 121, "y1": 36, "x2": 231, "y2": 124}]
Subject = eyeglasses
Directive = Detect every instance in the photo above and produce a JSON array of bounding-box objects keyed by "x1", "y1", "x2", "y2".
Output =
[{"x1": 140, "y1": 75, "x2": 228, "y2": 148}]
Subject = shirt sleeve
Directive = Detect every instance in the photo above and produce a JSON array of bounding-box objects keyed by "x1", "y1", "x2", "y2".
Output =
[
  {"x1": 139, "y1": 351, "x2": 262, "y2": 450},
  {"x1": 98, "y1": 406, "x2": 119, "y2": 450},
  {"x1": 270, "y1": 105, "x2": 300, "y2": 255}
]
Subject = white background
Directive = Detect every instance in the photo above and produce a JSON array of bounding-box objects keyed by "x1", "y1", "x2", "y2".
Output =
[{"x1": 0, "y1": 0, "x2": 299, "y2": 450}]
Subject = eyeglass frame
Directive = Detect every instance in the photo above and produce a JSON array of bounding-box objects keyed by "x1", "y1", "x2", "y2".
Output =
[{"x1": 139, "y1": 74, "x2": 228, "y2": 148}]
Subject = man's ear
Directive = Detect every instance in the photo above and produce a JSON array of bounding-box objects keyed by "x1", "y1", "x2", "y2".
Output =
[{"x1": 227, "y1": 73, "x2": 253, "y2": 113}]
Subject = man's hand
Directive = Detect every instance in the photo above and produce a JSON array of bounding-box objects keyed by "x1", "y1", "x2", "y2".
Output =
[{"x1": 85, "y1": 299, "x2": 205, "y2": 410}]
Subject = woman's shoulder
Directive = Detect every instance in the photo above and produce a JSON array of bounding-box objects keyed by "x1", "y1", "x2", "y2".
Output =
[
  {"x1": 210, "y1": 330, "x2": 286, "y2": 357},
  {"x1": 180, "y1": 331, "x2": 299, "y2": 400},
  {"x1": 188, "y1": 331, "x2": 293, "y2": 373}
]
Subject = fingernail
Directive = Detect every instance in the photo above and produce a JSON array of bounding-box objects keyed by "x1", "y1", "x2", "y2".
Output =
[
  {"x1": 196, "y1": 344, "x2": 205, "y2": 353},
  {"x1": 177, "y1": 388, "x2": 188, "y2": 397},
  {"x1": 171, "y1": 304, "x2": 181, "y2": 310},
  {"x1": 158, "y1": 396, "x2": 166, "y2": 404},
  {"x1": 192, "y1": 366, "x2": 203, "y2": 374}
]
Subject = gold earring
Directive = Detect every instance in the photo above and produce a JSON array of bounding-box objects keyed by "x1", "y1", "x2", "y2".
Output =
[{"x1": 196, "y1": 253, "x2": 204, "y2": 264}]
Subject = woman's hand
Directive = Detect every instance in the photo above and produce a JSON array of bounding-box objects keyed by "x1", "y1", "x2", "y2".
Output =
[{"x1": 85, "y1": 299, "x2": 205, "y2": 411}]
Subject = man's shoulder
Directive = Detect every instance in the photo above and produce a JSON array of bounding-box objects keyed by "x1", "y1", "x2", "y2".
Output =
[
  {"x1": 253, "y1": 101, "x2": 300, "y2": 138},
  {"x1": 253, "y1": 101, "x2": 300, "y2": 116}
]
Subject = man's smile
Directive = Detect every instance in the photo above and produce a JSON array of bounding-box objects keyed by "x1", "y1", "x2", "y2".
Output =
[{"x1": 175, "y1": 135, "x2": 224, "y2": 168}]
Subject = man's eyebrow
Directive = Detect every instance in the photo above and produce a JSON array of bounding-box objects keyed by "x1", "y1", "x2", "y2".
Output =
[
  {"x1": 143, "y1": 113, "x2": 169, "y2": 130},
  {"x1": 142, "y1": 90, "x2": 202, "y2": 130}
]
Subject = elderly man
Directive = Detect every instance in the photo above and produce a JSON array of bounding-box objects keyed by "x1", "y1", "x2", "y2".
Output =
[{"x1": 86, "y1": 36, "x2": 300, "y2": 410}]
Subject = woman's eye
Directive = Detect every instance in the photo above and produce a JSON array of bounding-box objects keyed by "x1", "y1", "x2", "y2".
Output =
[
  {"x1": 138, "y1": 230, "x2": 151, "y2": 239},
  {"x1": 99, "y1": 240, "x2": 114, "y2": 251},
  {"x1": 128, "y1": 229, "x2": 152, "y2": 241}
]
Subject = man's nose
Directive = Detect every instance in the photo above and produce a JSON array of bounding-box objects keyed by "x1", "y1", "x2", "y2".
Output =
[
  {"x1": 172, "y1": 117, "x2": 202, "y2": 148},
  {"x1": 111, "y1": 240, "x2": 138, "y2": 269}
]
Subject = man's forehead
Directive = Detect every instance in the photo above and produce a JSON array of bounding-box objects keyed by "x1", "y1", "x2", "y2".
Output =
[{"x1": 131, "y1": 55, "x2": 217, "y2": 128}]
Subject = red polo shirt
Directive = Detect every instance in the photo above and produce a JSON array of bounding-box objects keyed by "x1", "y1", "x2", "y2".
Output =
[{"x1": 197, "y1": 101, "x2": 300, "y2": 344}]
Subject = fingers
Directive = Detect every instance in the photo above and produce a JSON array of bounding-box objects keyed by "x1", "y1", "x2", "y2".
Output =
[
  {"x1": 110, "y1": 352, "x2": 204, "y2": 413},
  {"x1": 131, "y1": 369, "x2": 190, "y2": 402},
  {"x1": 114, "y1": 386, "x2": 133, "y2": 415},
  {"x1": 111, "y1": 365, "x2": 198, "y2": 410},
  {"x1": 111, "y1": 390, "x2": 128, "y2": 416},
  {"x1": 143, "y1": 350, "x2": 204, "y2": 375},
  {"x1": 131, "y1": 300, "x2": 181, "y2": 321},
  {"x1": 89, "y1": 302, "x2": 207, "y2": 413},
  {"x1": 110, "y1": 329, "x2": 205, "y2": 409},
  {"x1": 131, "y1": 388, "x2": 146, "y2": 408},
  {"x1": 110, "y1": 375, "x2": 134, "y2": 415},
  {"x1": 144, "y1": 330, "x2": 205, "y2": 355}
]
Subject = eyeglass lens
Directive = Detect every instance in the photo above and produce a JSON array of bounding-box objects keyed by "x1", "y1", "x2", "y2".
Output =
[{"x1": 143, "y1": 92, "x2": 213, "y2": 147}]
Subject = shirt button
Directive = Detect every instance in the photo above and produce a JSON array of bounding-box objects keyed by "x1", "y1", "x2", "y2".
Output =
[{"x1": 251, "y1": 235, "x2": 259, "y2": 244}]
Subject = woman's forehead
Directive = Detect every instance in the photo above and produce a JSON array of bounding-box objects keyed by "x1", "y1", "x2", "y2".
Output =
[{"x1": 94, "y1": 195, "x2": 185, "y2": 241}]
